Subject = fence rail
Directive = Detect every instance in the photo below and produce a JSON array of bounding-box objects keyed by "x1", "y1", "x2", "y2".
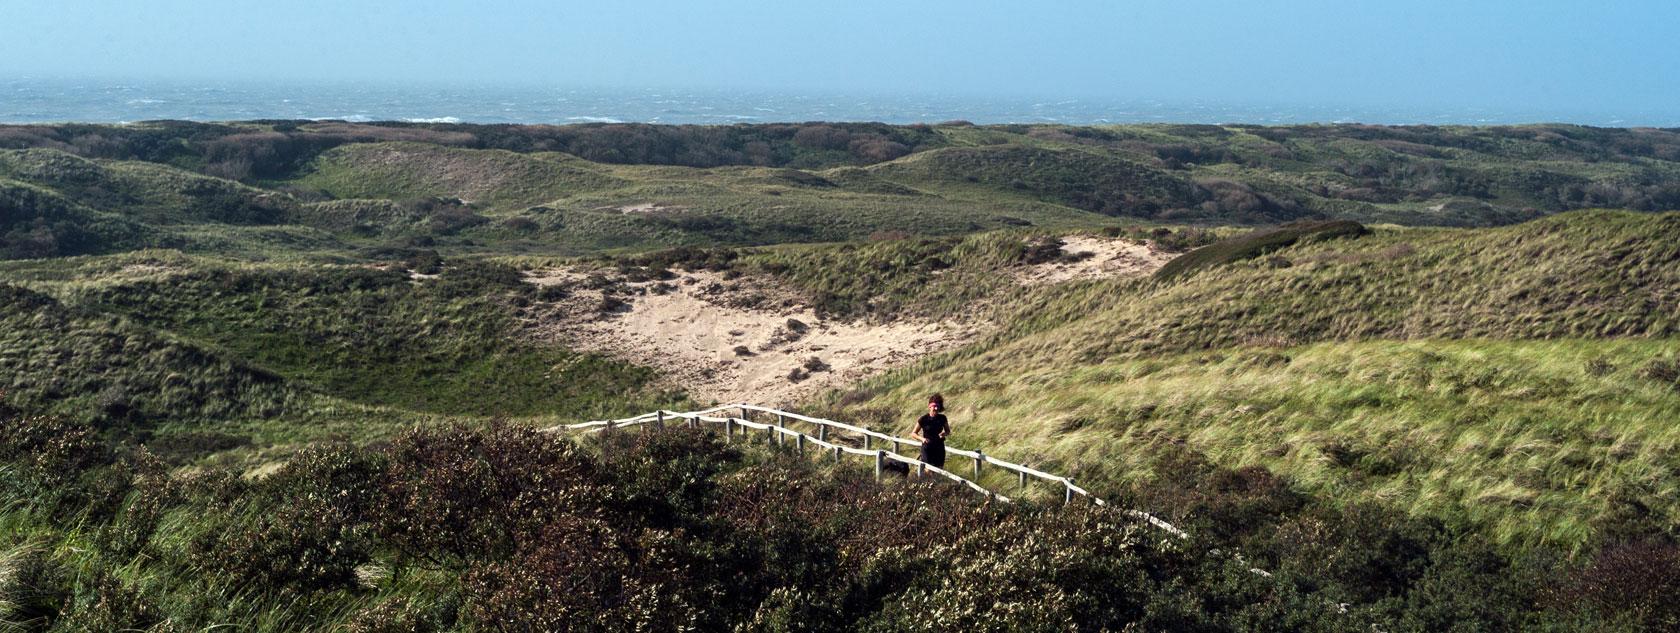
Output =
[{"x1": 555, "y1": 404, "x2": 1187, "y2": 539}]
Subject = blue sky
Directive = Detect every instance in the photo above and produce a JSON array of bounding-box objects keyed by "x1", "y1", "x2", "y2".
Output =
[{"x1": 2, "y1": 0, "x2": 1677, "y2": 115}]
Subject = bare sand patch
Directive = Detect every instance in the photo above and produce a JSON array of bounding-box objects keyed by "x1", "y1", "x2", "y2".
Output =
[
  {"x1": 524, "y1": 236, "x2": 1171, "y2": 406},
  {"x1": 529, "y1": 269, "x2": 977, "y2": 406},
  {"x1": 1017, "y1": 236, "x2": 1174, "y2": 285},
  {"x1": 612, "y1": 202, "x2": 688, "y2": 215}
]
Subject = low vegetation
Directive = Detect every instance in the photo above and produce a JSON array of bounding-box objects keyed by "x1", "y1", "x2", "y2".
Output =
[
  {"x1": 0, "y1": 250, "x2": 681, "y2": 451},
  {"x1": 4, "y1": 403, "x2": 1673, "y2": 631},
  {"x1": 1153, "y1": 219, "x2": 1367, "y2": 280},
  {"x1": 4, "y1": 120, "x2": 1680, "y2": 261}
]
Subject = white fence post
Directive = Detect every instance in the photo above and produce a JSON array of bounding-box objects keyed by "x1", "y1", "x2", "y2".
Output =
[
  {"x1": 974, "y1": 449, "x2": 984, "y2": 479},
  {"x1": 874, "y1": 451, "x2": 885, "y2": 481}
]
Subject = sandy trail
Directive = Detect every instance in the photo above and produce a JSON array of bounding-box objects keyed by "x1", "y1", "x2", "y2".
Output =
[{"x1": 526, "y1": 235, "x2": 1167, "y2": 406}]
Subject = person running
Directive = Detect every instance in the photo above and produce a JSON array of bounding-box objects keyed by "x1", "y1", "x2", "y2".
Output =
[{"x1": 911, "y1": 393, "x2": 951, "y2": 470}]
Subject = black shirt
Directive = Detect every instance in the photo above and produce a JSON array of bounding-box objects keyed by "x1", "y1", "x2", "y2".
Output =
[{"x1": 916, "y1": 413, "x2": 949, "y2": 445}]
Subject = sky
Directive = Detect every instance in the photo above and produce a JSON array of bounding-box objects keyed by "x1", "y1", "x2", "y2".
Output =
[{"x1": 2, "y1": 0, "x2": 1677, "y2": 117}]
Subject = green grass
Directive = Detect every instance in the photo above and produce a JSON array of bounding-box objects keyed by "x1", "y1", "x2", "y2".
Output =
[
  {"x1": 826, "y1": 210, "x2": 1680, "y2": 551},
  {"x1": 0, "y1": 251, "x2": 684, "y2": 447},
  {"x1": 844, "y1": 338, "x2": 1679, "y2": 551},
  {"x1": 289, "y1": 142, "x2": 628, "y2": 210},
  {"x1": 9, "y1": 122, "x2": 1680, "y2": 263}
]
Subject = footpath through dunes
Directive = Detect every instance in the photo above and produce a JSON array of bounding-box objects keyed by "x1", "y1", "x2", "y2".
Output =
[{"x1": 522, "y1": 233, "x2": 1174, "y2": 405}]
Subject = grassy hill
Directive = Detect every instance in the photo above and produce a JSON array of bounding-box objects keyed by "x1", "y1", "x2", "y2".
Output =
[
  {"x1": 0, "y1": 250, "x2": 681, "y2": 449},
  {"x1": 4, "y1": 120, "x2": 1679, "y2": 263},
  {"x1": 826, "y1": 210, "x2": 1680, "y2": 551}
]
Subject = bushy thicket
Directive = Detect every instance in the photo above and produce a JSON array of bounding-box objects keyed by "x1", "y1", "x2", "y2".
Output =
[
  {"x1": 0, "y1": 121, "x2": 946, "y2": 180},
  {"x1": 2, "y1": 394, "x2": 1673, "y2": 631},
  {"x1": 1153, "y1": 220, "x2": 1368, "y2": 280}
]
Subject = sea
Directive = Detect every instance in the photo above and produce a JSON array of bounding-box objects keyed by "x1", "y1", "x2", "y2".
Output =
[{"x1": 3, "y1": 77, "x2": 1675, "y2": 127}]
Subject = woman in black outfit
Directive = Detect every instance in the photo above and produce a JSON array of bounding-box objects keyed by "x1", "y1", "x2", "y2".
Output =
[{"x1": 911, "y1": 393, "x2": 951, "y2": 470}]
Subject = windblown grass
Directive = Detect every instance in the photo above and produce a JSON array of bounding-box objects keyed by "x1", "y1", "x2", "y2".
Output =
[{"x1": 830, "y1": 210, "x2": 1680, "y2": 551}]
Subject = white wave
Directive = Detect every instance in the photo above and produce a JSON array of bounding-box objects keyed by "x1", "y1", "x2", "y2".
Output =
[
  {"x1": 566, "y1": 116, "x2": 623, "y2": 123},
  {"x1": 403, "y1": 116, "x2": 462, "y2": 124}
]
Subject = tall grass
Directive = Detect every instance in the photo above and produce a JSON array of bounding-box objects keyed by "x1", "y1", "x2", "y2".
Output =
[{"x1": 829, "y1": 210, "x2": 1680, "y2": 551}]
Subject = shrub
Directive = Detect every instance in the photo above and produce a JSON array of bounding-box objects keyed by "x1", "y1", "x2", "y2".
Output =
[
  {"x1": 53, "y1": 573, "x2": 165, "y2": 633},
  {"x1": 1639, "y1": 357, "x2": 1680, "y2": 390},
  {"x1": 374, "y1": 424, "x2": 604, "y2": 564},
  {"x1": 1154, "y1": 220, "x2": 1368, "y2": 281},
  {"x1": 848, "y1": 137, "x2": 911, "y2": 163},
  {"x1": 423, "y1": 203, "x2": 490, "y2": 235},
  {"x1": 1554, "y1": 540, "x2": 1680, "y2": 629},
  {"x1": 405, "y1": 249, "x2": 443, "y2": 274},
  {"x1": 191, "y1": 444, "x2": 385, "y2": 592},
  {"x1": 793, "y1": 126, "x2": 853, "y2": 151},
  {"x1": 97, "y1": 450, "x2": 177, "y2": 558},
  {"x1": 463, "y1": 518, "x2": 706, "y2": 632},
  {"x1": 594, "y1": 428, "x2": 740, "y2": 530},
  {"x1": 501, "y1": 216, "x2": 539, "y2": 232},
  {"x1": 0, "y1": 410, "x2": 107, "y2": 489},
  {"x1": 341, "y1": 597, "x2": 448, "y2": 633},
  {"x1": 865, "y1": 509, "x2": 1159, "y2": 631}
]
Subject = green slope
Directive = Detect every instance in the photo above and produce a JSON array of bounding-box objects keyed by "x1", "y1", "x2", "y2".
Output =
[{"x1": 828, "y1": 210, "x2": 1680, "y2": 550}]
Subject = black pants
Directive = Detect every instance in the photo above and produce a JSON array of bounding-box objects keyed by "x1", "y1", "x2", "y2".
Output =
[{"x1": 918, "y1": 441, "x2": 946, "y2": 469}]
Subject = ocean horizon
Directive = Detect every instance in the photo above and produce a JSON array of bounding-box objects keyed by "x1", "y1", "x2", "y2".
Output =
[{"x1": 3, "y1": 77, "x2": 1677, "y2": 128}]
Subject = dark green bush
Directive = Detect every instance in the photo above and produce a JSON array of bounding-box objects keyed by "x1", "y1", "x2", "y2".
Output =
[
  {"x1": 1553, "y1": 540, "x2": 1680, "y2": 630},
  {"x1": 374, "y1": 423, "x2": 604, "y2": 564},
  {"x1": 1155, "y1": 220, "x2": 1369, "y2": 281},
  {"x1": 54, "y1": 573, "x2": 166, "y2": 633},
  {"x1": 191, "y1": 444, "x2": 386, "y2": 592}
]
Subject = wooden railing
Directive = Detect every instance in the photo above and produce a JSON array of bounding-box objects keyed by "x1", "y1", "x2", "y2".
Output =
[{"x1": 556, "y1": 404, "x2": 1188, "y2": 540}]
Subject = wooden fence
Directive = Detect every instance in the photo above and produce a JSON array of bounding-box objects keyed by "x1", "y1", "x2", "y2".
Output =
[{"x1": 556, "y1": 403, "x2": 1187, "y2": 540}]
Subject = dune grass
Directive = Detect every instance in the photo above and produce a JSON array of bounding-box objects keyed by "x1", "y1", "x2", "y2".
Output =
[
  {"x1": 0, "y1": 251, "x2": 685, "y2": 451},
  {"x1": 828, "y1": 210, "x2": 1680, "y2": 551},
  {"x1": 846, "y1": 338, "x2": 1679, "y2": 551}
]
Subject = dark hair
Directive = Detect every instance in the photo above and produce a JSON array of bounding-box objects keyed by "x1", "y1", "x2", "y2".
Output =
[{"x1": 927, "y1": 393, "x2": 945, "y2": 413}]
